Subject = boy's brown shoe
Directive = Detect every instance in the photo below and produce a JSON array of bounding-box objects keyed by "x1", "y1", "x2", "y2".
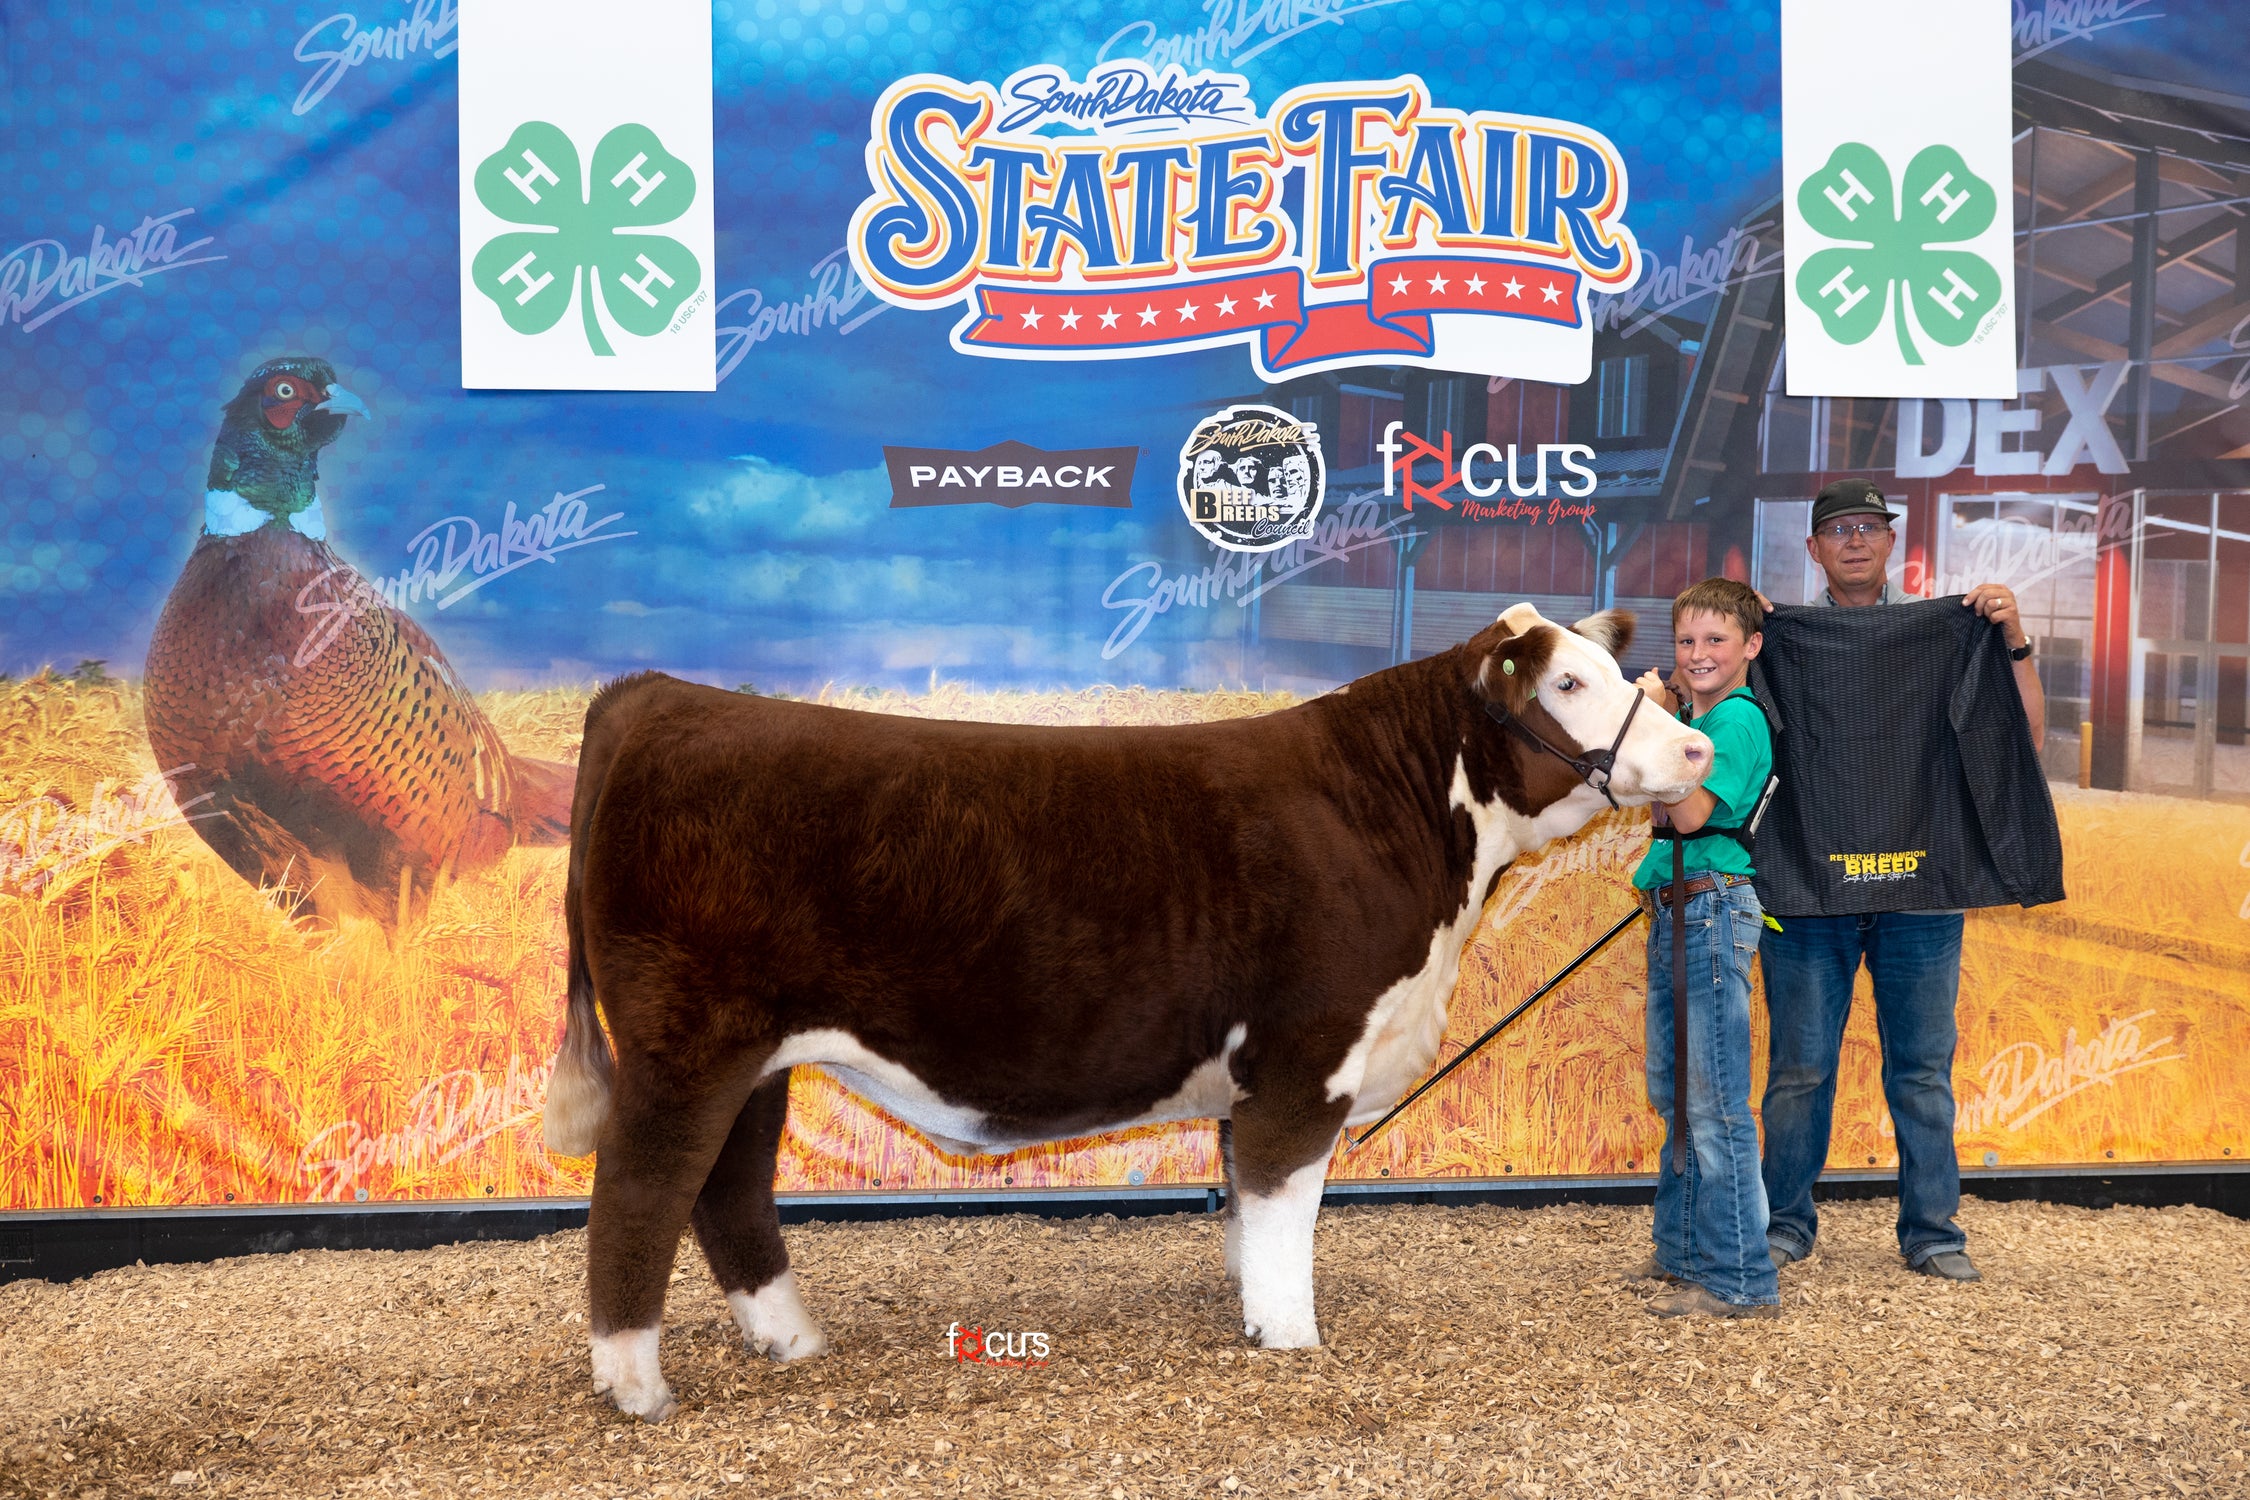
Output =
[
  {"x1": 1627, "y1": 1255, "x2": 1679, "y2": 1283},
  {"x1": 1647, "y1": 1284, "x2": 1780, "y2": 1319}
]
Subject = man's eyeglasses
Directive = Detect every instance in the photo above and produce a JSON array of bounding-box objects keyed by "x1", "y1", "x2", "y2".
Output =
[{"x1": 1815, "y1": 519, "x2": 1891, "y2": 542}]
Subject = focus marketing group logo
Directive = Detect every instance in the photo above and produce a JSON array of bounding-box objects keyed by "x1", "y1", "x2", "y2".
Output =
[
  {"x1": 947, "y1": 1322, "x2": 1050, "y2": 1367},
  {"x1": 1178, "y1": 404, "x2": 1324, "y2": 552}
]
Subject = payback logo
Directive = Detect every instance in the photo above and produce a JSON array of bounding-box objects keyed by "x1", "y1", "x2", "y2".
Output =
[{"x1": 846, "y1": 62, "x2": 1641, "y2": 383}]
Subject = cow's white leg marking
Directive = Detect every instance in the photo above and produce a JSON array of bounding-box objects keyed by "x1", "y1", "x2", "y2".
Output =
[
  {"x1": 590, "y1": 1326, "x2": 672, "y2": 1420},
  {"x1": 1235, "y1": 1157, "x2": 1327, "y2": 1348},
  {"x1": 726, "y1": 1269, "x2": 829, "y2": 1362}
]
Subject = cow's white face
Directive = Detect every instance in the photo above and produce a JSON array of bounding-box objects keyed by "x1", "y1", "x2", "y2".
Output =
[{"x1": 1480, "y1": 602, "x2": 1710, "y2": 807}]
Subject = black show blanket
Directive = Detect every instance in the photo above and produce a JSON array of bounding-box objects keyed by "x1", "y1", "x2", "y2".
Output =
[{"x1": 1748, "y1": 598, "x2": 2065, "y2": 916}]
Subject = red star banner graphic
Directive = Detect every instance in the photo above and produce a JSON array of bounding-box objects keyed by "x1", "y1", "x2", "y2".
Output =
[{"x1": 960, "y1": 259, "x2": 1582, "y2": 371}]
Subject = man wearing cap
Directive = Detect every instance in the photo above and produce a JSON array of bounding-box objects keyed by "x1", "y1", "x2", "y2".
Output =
[{"x1": 1758, "y1": 479, "x2": 2044, "y2": 1284}]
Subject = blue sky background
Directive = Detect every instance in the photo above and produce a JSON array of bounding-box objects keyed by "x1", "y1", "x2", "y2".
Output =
[{"x1": 0, "y1": 0, "x2": 2224, "y2": 690}]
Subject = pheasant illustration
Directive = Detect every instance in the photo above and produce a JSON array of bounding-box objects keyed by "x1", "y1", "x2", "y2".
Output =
[{"x1": 144, "y1": 357, "x2": 575, "y2": 926}]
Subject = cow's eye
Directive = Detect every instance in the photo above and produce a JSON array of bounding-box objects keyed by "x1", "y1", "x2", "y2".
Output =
[{"x1": 1555, "y1": 675, "x2": 1579, "y2": 693}]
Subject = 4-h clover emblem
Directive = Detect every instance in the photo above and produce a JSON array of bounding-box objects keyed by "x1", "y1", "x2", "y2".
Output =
[
  {"x1": 471, "y1": 122, "x2": 701, "y2": 357},
  {"x1": 1794, "y1": 143, "x2": 2002, "y2": 366}
]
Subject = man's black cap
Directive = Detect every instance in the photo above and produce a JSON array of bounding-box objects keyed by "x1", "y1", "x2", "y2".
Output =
[{"x1": 1810, "y1": 478, "x2": 1901, "y2": 533}]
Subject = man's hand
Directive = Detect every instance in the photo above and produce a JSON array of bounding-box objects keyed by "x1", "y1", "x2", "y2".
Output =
[{"x1": 1963, "y1": 583, "x2": 2028, "y2": 649}]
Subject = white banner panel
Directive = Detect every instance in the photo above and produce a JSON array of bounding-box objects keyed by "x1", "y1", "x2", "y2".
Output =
[
  {"x1": 458, "y1": 0, "x2": 715, "y2": 390},
  {"x1": 1782, "y1": 0, "x2": 2015, "y2": 398}
]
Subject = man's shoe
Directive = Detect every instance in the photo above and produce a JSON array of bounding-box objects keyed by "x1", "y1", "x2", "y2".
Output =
[
  {"x1": 1768, "y1": 1237, "x2": 1812, "y2": 1269},
  {"x1": 1647, "y1": 1283, "x2": 1780, "y2": 1320},
  {"x1": 1628, "y1": 1254, "x2": 1679, "y2": 1283},
  {"x1": 1914, "y1": 1250, "x2": 1982, "y2": 1282}
]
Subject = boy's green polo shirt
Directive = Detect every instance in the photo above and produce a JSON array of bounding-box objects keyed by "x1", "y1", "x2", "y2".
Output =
[{"x1": 1630, "y1": 687, "x2": 1772, "y2": 891}]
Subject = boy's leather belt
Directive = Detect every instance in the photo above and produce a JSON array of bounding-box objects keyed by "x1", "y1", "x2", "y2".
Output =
[{"x1": 1642, "y1": 871, "x2": 1748, "y2": 910}]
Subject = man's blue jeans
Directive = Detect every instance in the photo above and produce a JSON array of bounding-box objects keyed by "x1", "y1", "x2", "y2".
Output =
[
  {"x1": 1645, "y1": 879, "x2": 1777, "y2": 1307},
  {"x1": 1759, "y1": 911, "x2": 1968, "y2": 1266}
]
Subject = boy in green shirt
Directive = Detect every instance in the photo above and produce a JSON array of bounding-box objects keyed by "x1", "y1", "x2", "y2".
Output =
[{"x1": 1627, "y1": 578, "x2": 1778, "y2": 1317}]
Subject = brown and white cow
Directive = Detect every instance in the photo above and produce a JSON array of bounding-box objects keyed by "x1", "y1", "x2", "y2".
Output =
[{"x1": 543, "y1": 603, "x2": 1710, "y2": 1417}]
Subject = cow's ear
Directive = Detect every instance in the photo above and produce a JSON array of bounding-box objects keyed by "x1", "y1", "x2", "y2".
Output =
[
  {"x1": 1571, "y1": 609, "x2": 1635, "y2": 662},
  {"x1": 1476, "y1": 623, "x2": 1555, "y2": 715},
  {"x1": 1496, "y1": 601, "x2": 1546, "y2": 637}
]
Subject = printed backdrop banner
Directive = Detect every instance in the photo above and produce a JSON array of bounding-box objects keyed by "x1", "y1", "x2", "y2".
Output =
[
  {"x1": 2, "y1": 1, "x2": 2247, "y2": 1215},
  {"x1": 1782, "y1": 0, "x2": 2018, "y2": 398}
]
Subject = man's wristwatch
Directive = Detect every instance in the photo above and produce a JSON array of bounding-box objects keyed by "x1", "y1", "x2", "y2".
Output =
[{"x1": 2009, "y1": 639, "x2": 2034, "y2": 662}]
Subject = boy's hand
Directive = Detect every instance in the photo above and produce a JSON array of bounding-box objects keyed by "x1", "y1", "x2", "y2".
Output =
[{"x1": 1634, "y1": 670, "x2": 1675, "y2": 710}]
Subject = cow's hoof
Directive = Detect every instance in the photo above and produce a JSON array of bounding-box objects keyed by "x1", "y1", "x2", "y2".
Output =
[
  {"x1": 1245, "y1": 1316, "x2": 1321, "y2": 1350},
  {"x1": 728, "y1": 1271, "x2": 831, "y2": 1363},
  {"x1": 591, "y1": 1328, "x2": 674, "y2": 1420}
]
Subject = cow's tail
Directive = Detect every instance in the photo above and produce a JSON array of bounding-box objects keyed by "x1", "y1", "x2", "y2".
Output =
[{"x1": 543, "y1": 672, "x2": 668, "y2": 1157}]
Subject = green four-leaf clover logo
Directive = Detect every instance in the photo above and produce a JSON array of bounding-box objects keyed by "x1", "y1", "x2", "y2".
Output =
[
  {"x1": 471, "y1": 122, "x2": 701, "y2": 357},
  {"x1": 1795, "y1": 143, "x2": 2002, "y2": 366}
]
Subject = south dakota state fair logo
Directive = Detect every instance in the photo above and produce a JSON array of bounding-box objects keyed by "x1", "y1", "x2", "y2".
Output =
[
  {"x1": 1178, "y1": 404, "x2": 1324, "y2": 552},
  {"x1": 846, "y1": 63, "x2": 1641, "y2": 384}
]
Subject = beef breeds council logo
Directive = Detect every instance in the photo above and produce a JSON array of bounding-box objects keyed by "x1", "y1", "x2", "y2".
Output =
[
  {"x1": 1179, "y1": 403, "x2": 1323, "y2": 552},
  {"x1": 846, "y1": 62, "x2": 1639, "y2": 383}
]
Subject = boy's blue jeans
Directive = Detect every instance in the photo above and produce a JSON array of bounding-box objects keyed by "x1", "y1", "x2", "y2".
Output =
[
  {"x1": 1644, "y1": 878, "x2": 1778, "y2": 1307},
  {"x1": 1759, "y1": 911, "x2": 1968, "y2": 1267}
]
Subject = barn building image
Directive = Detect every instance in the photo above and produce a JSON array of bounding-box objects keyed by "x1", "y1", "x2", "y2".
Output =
[{"x1": 1255, "y1": 51, "x2": 2250, "y2": 803}]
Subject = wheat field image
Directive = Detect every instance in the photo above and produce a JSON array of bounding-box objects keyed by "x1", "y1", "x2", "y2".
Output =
[{"x1": 2, "y1": 672, "x2": 2244, "y2": 1212}]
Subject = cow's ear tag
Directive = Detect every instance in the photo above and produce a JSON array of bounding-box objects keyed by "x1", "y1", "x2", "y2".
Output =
[{"x1": 1501, "y1": 659, "x2": 1515, "y2": 676}]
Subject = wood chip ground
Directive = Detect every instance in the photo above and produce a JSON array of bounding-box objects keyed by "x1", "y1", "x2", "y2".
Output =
[{"x1": 4, "y1": 1198, "x2": 2246, "y2": 1497}]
